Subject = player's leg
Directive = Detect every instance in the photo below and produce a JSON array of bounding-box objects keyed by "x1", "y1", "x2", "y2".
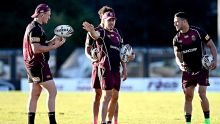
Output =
[
  {"x1": 182, "y1": 71, "x2": 197, "y2": 124},
  {"x1": 107, "y1": 89, "x2": 119, "y2": 123},
  {"x1": 98, "y1": 67, "x2": 114, "y2": 124},
  {"x1": 91, "y1": 64, "x2": 102, "y2": 124},
  {"x1": 108, "y1": 71, "x2": 121, "y2": 124},
  {"x1": 40, "y1": 80, "x2": 57, "y2": 124},
  {"x1": 93, "y1": 89, "x2": 102, "y2": 124},
  {"x1": 197, "y1": 69, "x2": 210, "y2": 124},
  {"x1": 183, "y1": 85, "x2": 195, "y2": 124},
  {"x1": 113, "y1": 102, "x2": 118, "y2": 124},
  {"x1": 101, "y1": 90, "x2": 112, "y2": 124},
  {"x1": 198, "y1": 85, "x2": 210, "y2": 124},
  {"x1": 27, "y1": 83, "x2": 42, "y2": 124}
]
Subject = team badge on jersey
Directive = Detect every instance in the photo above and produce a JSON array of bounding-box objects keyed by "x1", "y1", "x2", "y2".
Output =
[{"x1": 191, "y1": 35, "x2": 196, "y2": 41}]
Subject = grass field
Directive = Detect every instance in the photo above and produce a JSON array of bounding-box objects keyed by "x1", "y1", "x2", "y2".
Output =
[{"x1": 0, "y1": 91, "x2": 219, "y2": 124}]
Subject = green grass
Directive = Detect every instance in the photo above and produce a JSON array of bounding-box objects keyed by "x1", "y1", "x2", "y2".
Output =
[{"x1": 0, "y1": 91, "x2": 219, "y2": 124}]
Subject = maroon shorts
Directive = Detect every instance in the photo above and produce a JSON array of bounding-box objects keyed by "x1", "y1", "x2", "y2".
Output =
[
  {"x1": 26, "y1": 62, "x2": 53, "y2": 83},
  {"x1": 182, "y1": 68, "x2": 209, "y2": 89},
  {"x1": 91, "y1": 65, "x2": 121, "y2": 91}
]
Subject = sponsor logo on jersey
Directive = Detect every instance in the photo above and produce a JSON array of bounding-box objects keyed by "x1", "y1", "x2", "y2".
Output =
[{"x1": 182, "y1": 48, "x2": 197, "y2": 54}]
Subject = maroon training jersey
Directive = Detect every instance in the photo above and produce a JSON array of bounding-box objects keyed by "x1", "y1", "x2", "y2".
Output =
[
  {"x1": 96, "y1": 28, "x2": 123, "y2": 72},
  {"x1": 23, "y1": 21, "x2": 50, "y2": 68},
  {"x1": 173, "y1": 26, "x2": 211, "y2": 72}
]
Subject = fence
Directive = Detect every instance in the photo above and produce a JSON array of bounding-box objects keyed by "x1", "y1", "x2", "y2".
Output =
[{"x1": 1, "y1": 47, "x2": 220, "y2": 91}]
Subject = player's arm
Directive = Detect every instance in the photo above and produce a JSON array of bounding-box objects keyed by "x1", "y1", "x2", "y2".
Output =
[
  {"x1": 121, "y1": 61, "x2": 127, "y2": 81},
  {"x1": 127, "y1": 51, "x2": 135, "y2": 61},
  {"x1": 48, "y1": 36, "x2": 65, "y2": 46},
  {"x1": 85, "y1": 34, "x2": 92, "y2": 59},
  {"x1": 30, "y1": 30, "x2": 65, "y2": 53},
  {"x1": 31, "y1": 36, "x2": 65, "y2": 53},
  {"x1": 174, "y1": 46, "x2": 182, "y2": 65},
  {"x1": 173, "y1": 41, "x2": 186, "y2": 71},
  {"x1": 199, "y1": 28, "x2": 217, "y2": 70},
  {"x1": 82, "y1": 21, "x2": 100, "y2": 40},
  {"x1": 85, "y1": 45, "x2": 94, "y2": 61},
  {"x1": 206, "y1": 39, "x2": 217, "y2": 70},
  {"x1": 85, "y1": 33, "x2": 97, "y2": 62}
]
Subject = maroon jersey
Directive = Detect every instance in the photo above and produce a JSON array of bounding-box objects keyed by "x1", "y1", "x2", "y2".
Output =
[
  {"x1": 86, "y1": 26, "x2": 123, "y2": 90},
  {"x1": 96, "y1": 28, "x2": 123, "y2": 72},
  {"x1": 173, "y1": 26, "x2": 211, "y2": 72},
  {"x1": 23, "y1": 21, "x2": 50, "y2": 68}
]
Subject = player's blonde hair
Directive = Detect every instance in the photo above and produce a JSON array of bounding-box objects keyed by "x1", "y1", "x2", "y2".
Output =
[{"x1": 98, "y1": 5, "x2": 114, "y2": 17}]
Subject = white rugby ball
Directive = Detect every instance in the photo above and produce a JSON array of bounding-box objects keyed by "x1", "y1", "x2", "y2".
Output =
[
  {"x1": 202, "y1": 55, "x2": 213, "y2": 70},
  {"x1": 91, "y1": 48, "x2": 99, "y2": 61},
  {"x1": 120, "y1": 44, "x2": 133, "y2": 62},
  {"x1": 54, "y1": 25, "x2": 74, "y2": 37}
]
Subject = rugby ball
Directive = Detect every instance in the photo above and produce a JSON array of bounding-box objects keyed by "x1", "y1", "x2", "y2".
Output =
[
  {"x1": 202, "y1": 55, "x2": 213, "y2": 70},
  {"x1": 54, "y1": 25, "x2": 74, "y2": 37},
  {"x1": 91, "y1": 48, "x2": 99, "y2": 60},
  {"x1": 120, "y1": 44, "x2": 133, "y2": 62}
]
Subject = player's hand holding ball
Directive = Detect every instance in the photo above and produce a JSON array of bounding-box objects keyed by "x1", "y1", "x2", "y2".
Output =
[
  {"x1": 202, "y1": 55, "x2": 216, "y2": 70},
  {"x1": 50, "y1": 25, "x2": 74, "y2": 49},
  {"x1": 127, "y1": 51, "x2": 135, "y2": 61},
  {"x1": 82, "y1": 21, "x2": 95, "y2": 32},
  {"x1": 120, "y1": 44, "x2": 135, "y2": 62},
  {"x1": 49, "y1": 35, "x2": 65, "y2": 49}
]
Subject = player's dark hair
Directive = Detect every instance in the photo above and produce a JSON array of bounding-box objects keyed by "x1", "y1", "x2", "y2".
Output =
[
  {"x1": 98, "y1": 5, "x2": 114, "y2": 16},
  {"x1": 174, "y1": 12, "x2": 189, "y2": 22}
]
